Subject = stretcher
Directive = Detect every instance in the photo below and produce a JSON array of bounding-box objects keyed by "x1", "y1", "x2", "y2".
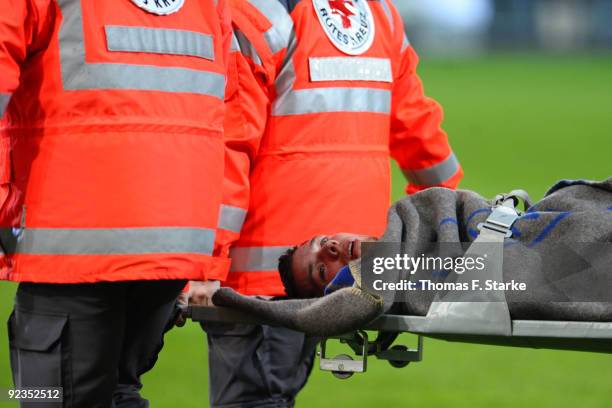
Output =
[
  {"x1": 184, "y1": 305, "x2": 612, "y2": 379},
  {"x1": 185, "y1": 195, "x2": 612, "y2": 379}
]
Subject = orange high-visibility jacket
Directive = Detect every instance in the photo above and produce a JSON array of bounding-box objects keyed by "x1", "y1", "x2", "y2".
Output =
[
  {"x1": 219, "y1": 0, "x2": 463, "y2": 295},
  {"x1": 0, "y1": 0, "x2": 232, "y2": 283},
  {"x1": 209, "y1": 1, "x2": 277, "y2": 280},
  {"x1": 208, "y1": 19, "x2": 271, "y2": 280}
]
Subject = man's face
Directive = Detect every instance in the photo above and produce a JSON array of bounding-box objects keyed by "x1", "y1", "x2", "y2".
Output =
[{"x1": 291, "y1": 233, "x2": 373, "y2": 297}]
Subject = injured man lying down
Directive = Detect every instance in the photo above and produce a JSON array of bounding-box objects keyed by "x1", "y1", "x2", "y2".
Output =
[{"x1": 211, "y1": 178, "x2": 612, "y2": 337}]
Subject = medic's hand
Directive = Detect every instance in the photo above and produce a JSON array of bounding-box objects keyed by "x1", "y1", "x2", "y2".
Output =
[
  {"x1": 174, "y1": 291, "x2": 189, "y2": 327},
  {"x1": 188, "y1": 280, "x2": 221, "y2": 306}
]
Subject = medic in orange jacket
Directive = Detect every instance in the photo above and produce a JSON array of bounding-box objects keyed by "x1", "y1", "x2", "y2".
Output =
[
  {"x1": 215, "y1": 0, "x2": 463, "y2": 296},
  {"x1": 0, "y1": 0, "x2": 232, "y2": 283}
]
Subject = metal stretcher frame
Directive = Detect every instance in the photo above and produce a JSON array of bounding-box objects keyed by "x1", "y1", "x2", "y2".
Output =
[
  {"x1": 186, "y1": 305, "x2": 612, "y2": 339},
  {"x1": 185, "y1": 305, "x2": 612, "y2": 379},
  {"x1": 397, "y1": 316, "x2": 612, "y2": 354}
]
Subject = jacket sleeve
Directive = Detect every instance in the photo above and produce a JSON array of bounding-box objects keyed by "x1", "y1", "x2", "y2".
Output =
[
  {"x1": 386, "y1": 2, "x2": 463, "y2": 195},
  {"x1": 216, "y1": 0, "x2": 233, "y2": 78},
  {"x1": 209, "y1": 4, "x2": 280, "y2": 281},
  {"x1": 0, "y1": 0, "x2": 51, "y2": 213},
  {"x1": 0, "y1": 1, "x2": 34, "y2": 118}
]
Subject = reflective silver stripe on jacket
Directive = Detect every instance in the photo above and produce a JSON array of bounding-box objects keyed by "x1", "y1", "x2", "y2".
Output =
[
  {"x1": 231, "y1": 32, "x2": 240, "y2": 52},
  {"x1": 105, "y1": 26, "x2": 215, "y2": 61},
  {"x1": 309, "y1": 57, "x2": 392, "y2": 83},
  {"x1": 380, "y1": 0, "x2": 394, "y2": 32},
  {"x1": 0, "y1": 93, "x2": 10, "y2": 117},
  {"x1": 248, "y1": 0, "x2": 293, "y2": 53},
  {"x1": 274, "y1": 32, "x2": 298, "y2": 96},
  {"x1": 0, "y1": 227, "x2": 215, "y2": 255},
  {"x1": 229, "y1": 246, "x2": 293, "y2": 272},
  {"x1": 273, "y1": 36, "x2": 391, "y2": 116},
  {"x1": 57, "y1": 0, "x2": 225, "y2": 99},
  {"x1": 274, "y1": 86, "x2": 391, "y2": 115},
  {"x1": 402, "y1": 32, "x2": 410, "y2": 52},
  {"x1": 402, "y1": 152, "x2": 461, "y2": 186},
  {"x1": 218, "y1": 205, "x2": 247, "y2": 233},
  {"x1": 234, "y1": 29, "x2": 263, "y2": 66},
  {"x1": 379, "y1": 0, "x2": 410, "y2": 52}
]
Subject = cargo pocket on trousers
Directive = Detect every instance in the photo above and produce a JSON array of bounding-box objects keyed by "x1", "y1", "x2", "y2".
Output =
[{"x1": 8, "y1": 309, "x2": 68, "y2": 388}]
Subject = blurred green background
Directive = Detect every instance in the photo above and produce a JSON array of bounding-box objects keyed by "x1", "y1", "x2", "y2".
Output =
[{"x1": 1, "y1": 55, "x2": 611, "y2": 407}]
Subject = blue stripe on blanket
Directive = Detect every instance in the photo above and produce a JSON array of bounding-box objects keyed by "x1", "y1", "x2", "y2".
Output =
[
  {"x1": 528, "y1": 211, "x2": 571, "y2": 247},
  {"x1": 439, "y1": 217, "x2": 458, "y2": 227},
  {"x1": 467, "y1": 208, "x2": 491, "y2": 225}
]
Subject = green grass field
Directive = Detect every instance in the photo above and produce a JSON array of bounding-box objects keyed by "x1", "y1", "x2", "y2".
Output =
[{"x1": 1, "y1": 54, "x2": 611, "y2": 407}]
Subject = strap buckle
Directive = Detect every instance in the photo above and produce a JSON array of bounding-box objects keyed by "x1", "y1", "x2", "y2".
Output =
[{"x1": 477, "y1": 205, "x2": 519, "y2": 238}]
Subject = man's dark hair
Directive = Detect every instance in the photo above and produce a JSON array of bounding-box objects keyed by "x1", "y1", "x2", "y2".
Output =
[{"x1": 278, "y1": 246, "x2": 298, "y2": 298}]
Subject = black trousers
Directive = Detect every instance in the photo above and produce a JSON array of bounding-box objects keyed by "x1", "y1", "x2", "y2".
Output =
[
  {"x1": 202, "y1": 322, "x2": 319, "y2": 408},
  {"x1": 8, "y1": 280, "x2": 185, "y2": 408}
]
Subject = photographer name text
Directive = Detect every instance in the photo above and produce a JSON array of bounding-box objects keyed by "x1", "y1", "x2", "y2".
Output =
[{"x1": 372, "y1": 279, "x2": 527, "y2": 292}]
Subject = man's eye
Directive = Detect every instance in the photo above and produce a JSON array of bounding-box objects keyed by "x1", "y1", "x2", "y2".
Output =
[{"x1": 320, "y1": 236, "x2": 329, "y2": 246}]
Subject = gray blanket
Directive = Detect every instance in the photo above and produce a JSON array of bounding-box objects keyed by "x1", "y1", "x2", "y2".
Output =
[
  {"x1": 376, "y1": 178, "x2": 612, "y2": 319},
  {"x1": 213, "y1": 178, "x2": 612, "y2": 336}
]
